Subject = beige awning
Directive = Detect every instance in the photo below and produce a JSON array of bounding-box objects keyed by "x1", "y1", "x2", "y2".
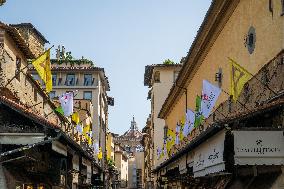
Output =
[
  {"x1": 193, "y1": 130, "x2": 226, "y2": 177},
  {"x1": 0, "y1": 133, "x2": 45, "y2": 145}
]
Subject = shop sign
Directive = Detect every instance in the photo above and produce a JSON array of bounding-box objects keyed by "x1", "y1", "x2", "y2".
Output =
[
  {"x1": 193, "y1": 130, "x2": 225, "y2": 177},
  {"x1": 234, "y1": 131, "x2": 284, "y2": 165}
]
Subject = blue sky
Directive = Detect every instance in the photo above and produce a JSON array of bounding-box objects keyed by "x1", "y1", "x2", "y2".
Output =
[{"x1": 0, "y1": 0, "x2": 211, "y2": 134}]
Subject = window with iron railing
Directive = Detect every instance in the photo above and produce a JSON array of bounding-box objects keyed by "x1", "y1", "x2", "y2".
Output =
[
  {"x1": 52, "y1": 74, "x2": 57, "y2": 86},
  {"x1": 65, "y1": 74, "x2": 75, "y2": 86},
  {"x1": 84, "y1": 74, "x2": 93, "y2": 86}
]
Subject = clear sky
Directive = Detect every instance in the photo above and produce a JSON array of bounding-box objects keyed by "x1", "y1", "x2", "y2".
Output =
[{"x1": 0, "y1": 0, "x2": 211, "y2": 134}]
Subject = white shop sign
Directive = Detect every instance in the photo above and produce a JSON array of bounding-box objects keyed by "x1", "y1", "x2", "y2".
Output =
[
  {"x1": 193, "y1": 130, "x2": 226, "y2": 177},
  {"x1": 234, "y1": 131, "x2": 284, "y2": 165}
]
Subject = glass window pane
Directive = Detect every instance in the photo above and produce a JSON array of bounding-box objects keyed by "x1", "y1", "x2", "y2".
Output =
[
  {"x1": 52, "y1": 74, "x2": 57, "y2": 86},
  {"x1": 84, "y1": 74, "x2": 93, "y2": 86},
  {"x1": 66, "y1": 74, "x2": 75, "y2": 86},
  {"x1": 84, "y1": 91, "x2": 92, "y2": 100},
  {"x1": 49, "y1": 91, "x2": 56, "y2": 99}
]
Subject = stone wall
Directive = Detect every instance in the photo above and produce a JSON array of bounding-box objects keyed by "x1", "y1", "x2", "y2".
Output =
[
  {"x1": 15, "y1": 27, "x2": 45, "y2": 57},
  {"x1": 1, "y1": 31, "x2": 62, "y2": 127}
]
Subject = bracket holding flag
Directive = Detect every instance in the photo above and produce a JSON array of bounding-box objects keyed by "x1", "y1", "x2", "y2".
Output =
[{"x1": 229, "y1": 57, "x2": 277, "y2": 101}]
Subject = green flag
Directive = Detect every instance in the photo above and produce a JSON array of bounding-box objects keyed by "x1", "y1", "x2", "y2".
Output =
[
  {"x1": 194, "y1": 95, "x2": 204, "y2": 127},
  {"x1": 55, "y1": 106, "x2": 64, "y2": 115}
]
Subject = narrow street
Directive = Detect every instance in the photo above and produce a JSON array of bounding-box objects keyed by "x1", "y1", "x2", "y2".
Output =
[{"x1": 0, "y1": 0, "x2": 284, "y2": 189}]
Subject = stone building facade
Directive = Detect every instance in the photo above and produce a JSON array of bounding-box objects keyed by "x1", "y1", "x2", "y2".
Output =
[
  {"x1": 28, "y1": 48, "x2": 112, "y2": 178},
  {"x1": 0, "y1": 22, "x2": 102, "y2": 188},
  {"x1": 153, "y1": 0, "x2": 284, "y2": 188}
]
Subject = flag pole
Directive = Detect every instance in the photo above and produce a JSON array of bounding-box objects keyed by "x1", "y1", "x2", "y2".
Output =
[
  {"x1": 4, "y1": 45, "x2": 55, "y2": 88},
  {"x1": 221, "y1": 88, "x2": 250, "y2": 112},
  {"x1": 27, "y1": 99, "x2": 49, "y2": 108},
  {"x1": 44, "y1": 110, "x2": 54, "y2": 118},
  {"x1": 214, "y1": 107, "x2": 228, "y2": 120},
  {"x1": 228, "y1": 57, "x2": 278, "y2": 96},
  {"x1": 4, "y1": 63, "x2": 31, "y2": 88}
]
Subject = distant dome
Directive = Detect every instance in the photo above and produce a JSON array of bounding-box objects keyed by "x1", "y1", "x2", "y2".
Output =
[{"x1": 121, "y1": 116, "x2": 143, "y2": 139}]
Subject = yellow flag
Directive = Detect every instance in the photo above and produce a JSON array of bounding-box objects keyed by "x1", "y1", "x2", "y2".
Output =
[
  {"x1": 230, "y1": 58, "x2": 252, "y2": 101},
  {"x1": 72, "y1": 112, "x2": 80, "y2": 125},
  {"x1": 83, "y1": 124, "x2": 90, "y2": 140},
  {"x1": 166, "y1": 129, "x2": 175, "y2": 155},
  {"x1": 32, "y1": 49, "x2": 52, "y2": 93},
  {"x1": 88, "y1": 135, "x2": 92, "y2": 145},
  {"x1": 98, "y1": 147, "x2": 103, "y2": 160}
]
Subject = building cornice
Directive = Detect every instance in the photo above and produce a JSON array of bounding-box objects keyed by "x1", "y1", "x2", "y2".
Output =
[
  {"x1": 0, "y1": 22, "x2": 35, "y2": 59},
  {"x1": 144, "y1": 64, "x2": 182, "y2": 87},
  {"x1": 158, "y1": 0, "x2": 239, "y2": 119}
]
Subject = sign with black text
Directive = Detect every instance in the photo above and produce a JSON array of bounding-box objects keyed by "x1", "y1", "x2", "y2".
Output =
[{"x1": 234, "y1": 131, "x2": 284, "y2": 165}]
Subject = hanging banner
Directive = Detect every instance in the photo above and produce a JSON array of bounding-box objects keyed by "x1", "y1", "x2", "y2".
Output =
[{"x1": 233, "y1": 130, "x2": 284, "y2": 165}]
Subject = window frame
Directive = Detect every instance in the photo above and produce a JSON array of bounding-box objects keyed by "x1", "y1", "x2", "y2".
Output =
[
  {"x1": 49, "y1": 91, "x2": 56, "y2": 99},
  {"x1": 84, "y1": 74, "x2": 93, "y2": 86},
  {"x1": 83, "y1": 91, "x2": 92, "y2": 100},
  {"x1": 153, "y1": 71, "x2": 160, "y2": 83},
  {"x1": 52, "y1": 74, "x2": 57, "y2": 86},
  {"x1": 66, "y1": 73, "x2": 75, "y2": 86}
]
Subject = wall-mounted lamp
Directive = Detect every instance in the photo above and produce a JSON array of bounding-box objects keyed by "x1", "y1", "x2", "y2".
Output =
[
  {"x1": 163, "y1": 125, "x2": 168, "y2": 139},
  {"x1": 215, "y1": 68, "x2": 222, "y2": 87}
]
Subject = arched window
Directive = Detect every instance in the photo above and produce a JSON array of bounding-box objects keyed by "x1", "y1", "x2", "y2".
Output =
[{"x1": 154, "y1": 71, "x2": 160, "y2": 83}]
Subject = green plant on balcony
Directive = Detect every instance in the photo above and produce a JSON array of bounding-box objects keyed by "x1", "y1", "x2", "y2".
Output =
[{"x1": 163, "y1": 59, "x2": 175, "y2": 65}]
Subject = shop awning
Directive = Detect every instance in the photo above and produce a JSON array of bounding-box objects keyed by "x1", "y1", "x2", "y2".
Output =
[
  {"x1": 0, "y1": 137, "x2": 56, "y2": 163},
  {"x1": 193, "y1": 130, "x2": 226, "y2": 177},
  {"x1": 0, "y1": 133, "x2": 45, "y2": 145}
]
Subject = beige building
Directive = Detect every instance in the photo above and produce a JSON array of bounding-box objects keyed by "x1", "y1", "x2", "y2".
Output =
[
  {"x1": 154, "y1": 0, "x2": 284, "y2": 188},
  {"x1": 29, "y1": 49, "x2": 111, "y2": 168},
  {"x1": 107, "y1": 132, "x2": 115, "y2": 161},
  {"x1": 128, "y1": 152, "x2": 144, "y2": 189},
  {"x1": 114, "y1": 143, "x2": 129, "y2": 188},
  {"x1": 141, "y1": 116, "x2": 153, "y2": 189},
  {"x1": 0, "y1": 22, "x2": 102, "y2": 188},
  {"x1": 143, "y1": 63, "x2": 181, "y2": 187}
]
